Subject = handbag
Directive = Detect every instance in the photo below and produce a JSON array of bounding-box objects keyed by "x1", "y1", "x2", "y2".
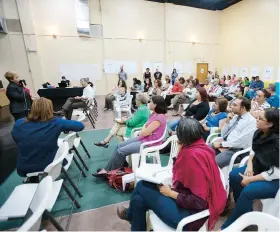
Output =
[{"x1": 106, "y1": 167, "x2": 134, "y2": 191}]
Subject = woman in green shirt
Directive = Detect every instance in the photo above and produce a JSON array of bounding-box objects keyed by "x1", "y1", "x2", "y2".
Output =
[
  {"x1": 241, "y1": 77, "x2": 250, "y2": 87},
  {"x1": 94, "y1": 93, "x2": 150, "y2": 148}
]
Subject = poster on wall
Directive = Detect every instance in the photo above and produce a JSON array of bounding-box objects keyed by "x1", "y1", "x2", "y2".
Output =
[
  {"x1": 231, "y1": 67, "x2": 239, "y2": 76},
  {"x1": 222, "y1": 68, "x2": 229, "y2": 76},
  {"x1": 173, "y1": 62, "x2": 183, "y2": 74},
  {"x1": 60, "y1": 64, "x2": 101, "y2": 81},
  {"x1": 263, "y1": 66, "x2": 274, "y2": 81},
  {"x1": 104, "y1": 60, "x2": 138, "y2": 74},
  {"x1": 250, "y1": 66, "x2": 260, "y2": 77},
  {"x1": 165, "y1": 64, "x2": 173, "y2": 76},
  {"x1": 153, "y1": 62, "x2": 163, "y2": 73},
  {"x1": 240, "y1": 67, "x2": 249, "y2": 78},
  {"x1": 183, "y1": 62, "x2": 193, "y2": 74}
]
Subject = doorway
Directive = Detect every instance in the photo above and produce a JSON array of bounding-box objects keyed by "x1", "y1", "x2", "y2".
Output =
[{"x1": 196, "y1": 63, "x2": 208, "y2": 83}]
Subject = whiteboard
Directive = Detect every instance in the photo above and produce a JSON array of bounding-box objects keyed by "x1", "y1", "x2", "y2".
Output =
[
  {"x1": 231, "y1": 67, "x2": 239, "y2": 76},
  {"x1": 240, "y1": 67, "x2": 248, "y2": 78},
  {"x1": 251, "y1": 67, "x2": 260, "y2": 77},
  {"x1": 263, "y1": 66, "x2": 274, "y2": 81},
  {"x1": 104, "y1": 60, "x2": 138, "y2": 74},
  {"x1": 60, "y1": 64, "x2": 101, "y2": 81},
  {"x1": 173, "y1": 61, "x2": 183, "y2": 74},
  {"x1": 183, "y1": 62, "x2": 193, "y2": 74}
]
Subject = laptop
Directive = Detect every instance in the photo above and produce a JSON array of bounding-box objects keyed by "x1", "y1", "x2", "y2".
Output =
[{"x1": 58, "y1": 82, "x2": 67, "y2": 88}]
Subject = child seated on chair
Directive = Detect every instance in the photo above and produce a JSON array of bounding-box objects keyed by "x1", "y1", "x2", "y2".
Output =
[
  {"x1": 116, "y1": 118, "x2": 227, "y2": 231},
  {"x1": 92, "y1": 96, "x2": 167, "y2": 176},
  {"x1": 94, "y1": 93, "x2": 150, "y2": 147}
]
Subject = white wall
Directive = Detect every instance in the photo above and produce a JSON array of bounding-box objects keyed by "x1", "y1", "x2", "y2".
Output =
[
  {"x1": 26, "y1": 0, "x2": 221, "y2": 94},
  {"x1": 219, "y1": 0, "x2": 279, "y2": 81}
]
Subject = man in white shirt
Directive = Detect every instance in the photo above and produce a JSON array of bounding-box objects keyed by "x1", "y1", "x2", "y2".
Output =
[
  {"x1": 55, "y1": 78, "x2": 95, "y2": 120},
  {"x1": 223, "y1": 77, "x2": 242, "y2": 101},
  {"x1": 210, "y1": 97, "x2": 257, "y2": 168},
  {"x1": 208, "y1": 78, "x2": 223, "y2": 101}
]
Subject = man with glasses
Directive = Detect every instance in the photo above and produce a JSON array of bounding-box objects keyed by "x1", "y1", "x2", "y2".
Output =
[{"x1": 210, "y1": 97, "x2": 256, "y2": 168}]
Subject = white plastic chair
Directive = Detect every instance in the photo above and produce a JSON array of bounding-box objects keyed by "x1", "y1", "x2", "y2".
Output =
[
  {"x1": 58, "y1": 132, "x2": 91, "y2": 177},
  {"x1": 26, "y1": 141, "x2": 82, "y2": 209},
  {"x1": 135, "y1": 135, "x2": 178, "y2": 183},
  {"x1": 16, "y1": 176, "x2": 52, "y2": 231},
  {"x1": 72, "y1": 98, "x2": 96, "y2": 128},
  {"x1": 223, "y1": 211, "x2": 280, "y2": 232},
  {"x1": 130, "y1": 126, "x2": 168, "y2": 172},
  {"x1": 115, "y1": 94, "x2": 133, "y2": 118},
  {"x1": 147, "y1": 167, "x2": 226, "y2": 232}
]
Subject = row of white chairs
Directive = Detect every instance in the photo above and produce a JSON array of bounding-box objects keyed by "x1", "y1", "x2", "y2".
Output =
[{"x1": 0, "y1": 131, "x2": 92, "y2": 231}]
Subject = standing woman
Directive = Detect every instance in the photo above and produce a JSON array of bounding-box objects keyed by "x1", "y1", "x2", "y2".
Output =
[
  {"x1": 171, "y1": 68, "x2": 178, "y2": 85},
  {"x1": 5, "y1": 71, "x2": 32, "y2": 121},
  {"x1": 143, "y1": 68, "x2": 152, "y2": 83},
  {"x1": 221, "y1": 109, "x2": 279, "y2": 229}
]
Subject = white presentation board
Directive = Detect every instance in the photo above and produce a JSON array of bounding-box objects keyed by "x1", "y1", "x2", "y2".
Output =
[
  {"x1": 263, "y1": 66, "x2": 274, "y2": 81},
  {"x1": 251, "y1": 67, "x2": 260, "y2": 77},
  {"x1": 104, "y1": 60, "x2": 138, "y2": 74},
  {"x1": 240, "y1": 67, "x2": 249, "y2": 78},
  {"x1": 60, "y1": 64, "x2": 101, "y2": 81}
]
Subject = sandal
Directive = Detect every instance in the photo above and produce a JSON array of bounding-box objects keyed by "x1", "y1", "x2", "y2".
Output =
[
  {"x1": 92, "y1": 168, "x2": 107, "y2": 178},
  {"x1": 94, "y1": 141, "x2": 109, "y2": 148}
]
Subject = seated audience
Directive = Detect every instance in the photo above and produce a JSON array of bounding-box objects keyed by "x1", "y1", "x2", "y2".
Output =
[
  {"x1": 246, "y1": 76, "x2": 264, "y2": 99},
  {"x1": 223, "y1": 77, "x2": 241, "y2": 101},
  {"x1": 103, "y1": 79, "x2": 127, "y2": 111},
  {"x1": 204, "y1": 79, "x2": 211, "y2": 92},
  {"x1": 150, "y1": 79, "x2": 162, "y2": 96},
  {"x1": 201, "y1": 97, "x2": 228, "y2": 140},
  {"x1": 221, "y1": 109, "x2": 279, "y2": 229},
  {"x1": 154, "y1": 68, "x2": 162, "y2": 80},
  {"x1": 267, "y1": 83, "x2": 279, "y2": 108},
  {"x1": 94, "y1": 93, "x2": 150, "y2": 147},
  {"x1": 168, "y1": 88, "x2": 210, "y2": 131},
  {"x1": 228, "y1": 74, "x2": 236, "y2": 86},
  {"x1": 117, "y1": 118, "x2": 227, "y2": 231},
  {"x1": 194, "y1": 78, "x2": 200, "y2": 88},
  {"x1": 169, "y1": 79, "x2": 196, "y2": 116},
  {"x1": 162, "y1": 77, "x2": 171, "y2": 91},
  {"x1": 12, "y1": 98, "x2": 84, "y2": 180},
  {"x1": 225, "y1": 75, "x2": 231, "y2": 86},
  {"x1": 210, "y1": 97, "x2": 256, "y2": 168},
  {"x1": 5, "y1": 71, "x2": 32, "y2": 121},
  {"x1": 55, "y1": 78, "x2": 95, "y2": 119},
  {"x1": 130, "y1": 78, "x2": 142, "y2": 91},
  {"x1": 144, "y1": 78, "x2": 152, "y2": 92},
  {"x1": 242, "y1": 77, "x2": 250, "y2": 87},
  {"x1": 250, "y1": 89, "x2": 271, "y2": 119},
  {"x1": 165, "y1": 77, "x2": 183, "y2": 106},
  {"x1": 207, "y1": 78, "x2": 223, "y2": 101},
  {"x1": 93, "y1": 96, "x2": 167, "y2": 175},
  {"x1": 220, "y1": 76, "x2": 226, "y2": 86},
  {"x1": 61, "y1": 76, "x2": 71, "y2": 87}
]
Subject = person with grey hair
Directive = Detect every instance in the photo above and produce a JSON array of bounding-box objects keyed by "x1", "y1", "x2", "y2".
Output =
[
  {"x1": 116, "y1": 118, "x2": 226, "y2": 231},
  {"x1": 54, "y1": 78, "x2": 95, "y2": 120},
  {"x1": 95, "y1": 93, "x2": 151, "y2": 147}
]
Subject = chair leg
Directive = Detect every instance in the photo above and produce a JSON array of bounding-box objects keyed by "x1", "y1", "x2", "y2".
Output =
[
  {"x1": 86, "y1": 111, "x2": 95, "y2": 129},
  {"x1": 80, "y1": 139, "x2": 91, "y2": 158},
  {"x1": 73, "y1": 146, "x2": 89, "y2": 171},
  {"x1": 61, "y1": 168, "x2": 83, "y2": 198},
  {"x1": 43, "y1": 210, "x2": 64, "y2": 231},
  {"x1": 62, "y1": 183, "x2": 81, "y2": 208},
  {"x1": 73, "y1": 156, "x2": 87, "y2": 177}
]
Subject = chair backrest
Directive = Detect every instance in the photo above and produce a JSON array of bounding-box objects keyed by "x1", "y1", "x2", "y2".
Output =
[
  {"x1": 218, "y1": 167, "x2": 226, "y2": 190},
  {"x1": 139, "y1": 125, "x2": 168, "y2": 154},
  {"x1": 44, "y1": 142, "x2": 69, "y2": 180},
  {"x1": 18, "y1": 176, "x2": 52, "y2": 231},
  {"x1": 167, "y1": 135, "x2": 179, "y2": 166},
  {"x1": 223, "y1": 212, "x2": 280, "y2": 232},
  {"x1": 62, "y1": 132, "x2": 76, "y2": 150}
]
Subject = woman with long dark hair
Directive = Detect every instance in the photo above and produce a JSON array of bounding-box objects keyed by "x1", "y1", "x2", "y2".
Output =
[{"x1": 221, "y1": 108, "x2": 279, "y2": 229}]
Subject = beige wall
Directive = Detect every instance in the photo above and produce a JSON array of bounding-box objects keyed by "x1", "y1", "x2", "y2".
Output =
[
  {"x1": 219, "y1": 0, "x2": 279, "y2": 81},
  {"x1": 12, "y1": 0, "x2": 221, "y2": 94},
  {"x1": 0, "y1": 0, "x2": 278, "y2": 96}
]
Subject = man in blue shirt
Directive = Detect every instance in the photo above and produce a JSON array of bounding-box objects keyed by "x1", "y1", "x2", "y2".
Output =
[
  {"x1": 246, "y1": 76, "x2": 264, "y2": 99},
  {"x1": 267, "y1": 84, "x2": 279, "y2": 108}
]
